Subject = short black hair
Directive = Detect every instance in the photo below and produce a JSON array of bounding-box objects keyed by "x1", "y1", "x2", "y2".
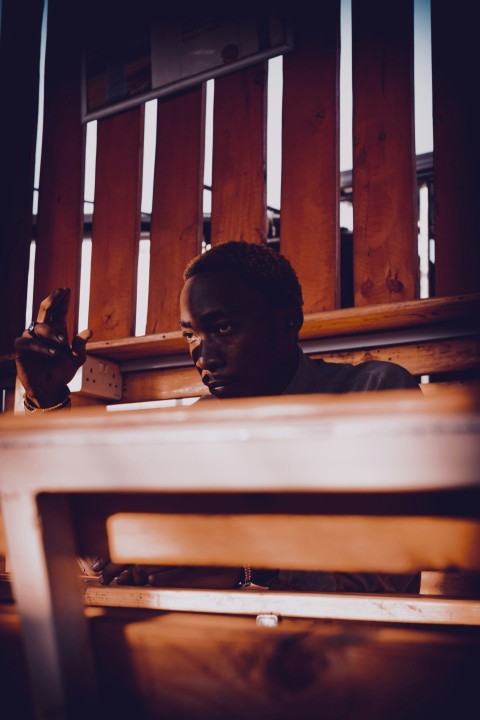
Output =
[{"x1": 183, "y1": 241, "x2": 304, "y2": 313}]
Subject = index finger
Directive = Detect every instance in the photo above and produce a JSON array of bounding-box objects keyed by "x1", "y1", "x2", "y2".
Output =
[{"x1": 37, "y1": 287, "x2": 71, "y2": 325}]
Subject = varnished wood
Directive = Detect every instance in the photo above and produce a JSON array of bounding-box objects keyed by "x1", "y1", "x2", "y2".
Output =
[
  {"x1": 33, "y1": 0, "x2": 85, "y2": 342},
  {"x1": 352, "y1": 0, "x2": 417, "y2": 305},
  {"x1": 280, "y1": 0, "x2": 340, "y2": 312},
  {"x1": 147, "y1": 85, "x2": 205, "y2": 333},
  {"x1": 107, "y1": 513, "x2": 480, "y2": 573},
  {"x1": 123, "y1": 366, "x2": 206, "y2": 402},
  {"x1": 88, "y1": 107, "x2": 144, "y2": 339},
  {"x1": 89, "y1": 611, "x2": 480, "y2": 719},
  {"x1": 211, "y1": 64, "x2": 267, "y2": 245},
  {"x1": 82, "y1": 581, "x2": 480, "y2": 626}
]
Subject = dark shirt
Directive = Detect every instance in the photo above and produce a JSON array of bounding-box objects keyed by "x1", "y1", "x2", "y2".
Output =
[{"x1": 281, "y1": 348, "x2": 420, "y2": 395}]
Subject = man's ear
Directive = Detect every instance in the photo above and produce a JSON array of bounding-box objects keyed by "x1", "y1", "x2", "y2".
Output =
[{"x1": 284, "y1": 309, "x2": 303, "y2": 338}]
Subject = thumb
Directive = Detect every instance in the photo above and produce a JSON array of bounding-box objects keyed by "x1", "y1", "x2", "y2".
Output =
[{"x1": 71, "y1": 328, "x2": 93, "y2": 368}]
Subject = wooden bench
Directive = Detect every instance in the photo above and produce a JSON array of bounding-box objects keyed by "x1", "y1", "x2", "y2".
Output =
[
  {"x1": 1, "y1": 2, "x2": 479, "y2": 717},
  {"x1": 1, "y1": 386, "x2": 479, "y2": 719}
]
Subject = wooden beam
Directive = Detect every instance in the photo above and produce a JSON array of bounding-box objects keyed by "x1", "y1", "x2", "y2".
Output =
[{"x1": 82, "y1": 581, "x2": 480, "y2": 626}]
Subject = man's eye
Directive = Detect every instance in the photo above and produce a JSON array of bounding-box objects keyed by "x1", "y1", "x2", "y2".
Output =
[
  {"x1": 215, "y1": 323, "x2": 234, "y2": 336},
  {"x1": 182, "y1": 331, "x2": 198, "y2": 344}
]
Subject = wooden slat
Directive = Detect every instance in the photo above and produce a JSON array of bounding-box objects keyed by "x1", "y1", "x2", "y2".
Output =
[
  {"x1": 352, "y1": 0, "x2": 417, "y2": 305},
  {"x1": 313, "y1": 336, "x2": 480, "y2": 379},
  {"x1": 83, "y1": 582, "x2": 480, "y2": 626},
  {"x1": 211, "y1": 64, "x2": 267, "y2": 245},
  {"x1": 123, "y1": 367, "x2": 206, "y2": 403},
  {"x1": 0, "y1": 0, "x2": 43, "y2": 355},
  {"x1": 430, "y1": 2, "x2": 480, "y2": 295},
  {"x1": 107, "y1": 513, "x2": 480, "y2": 573},
  {"x1": 1, "y1": 388, "x2": 478, "y2": 495},
  {"x1": 146, "y1": 85, "x2": 205, "y2": 333},
  {"x1": 280, "y1": 0, "x2": 340, "y2": 313},
  {"x1": 33, "y1": 0, "x2": 85, "y2": 342},
  {"x1": 89, "y1": 106, "x2": 144, "y2": 340}
]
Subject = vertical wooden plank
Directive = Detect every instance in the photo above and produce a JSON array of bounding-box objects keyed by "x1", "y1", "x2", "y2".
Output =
[
  {"x1": 0, "y1": 0, "x2": 43, "y2": 355},
  {"x1": 211, "y1": 64, "x2": 267, "y2": 245},
  {"x1": 280, "y1": 0, "x2": 340, "y2": 313},
  {"x1": 88, "y1": 107, "x2": 144, "y2": 340},
  {"x1": 33, "y1": 0, "x2": 85, "y2": 341},
  {"x1": 2, "y1": 490, "x2": 98, "y2": 718},
  {"x1": 431, "y1": 1, "x2": 480, "y2": 296},
  {"x1": 352, "y1": 0, "x2": 417, "y2": 306},
  {"x1": 147, "y1": 86, "x2": 205, "y2": 333}
]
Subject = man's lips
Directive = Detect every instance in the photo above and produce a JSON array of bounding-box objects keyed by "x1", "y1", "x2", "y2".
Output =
[{"x1": 203, "y1": 376, "x2": 236, "y2": 390}]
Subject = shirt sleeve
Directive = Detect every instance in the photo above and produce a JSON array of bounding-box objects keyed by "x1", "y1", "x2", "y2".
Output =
[{"x1": 347, "y1": 360, "x2": 421, "y2": 392}]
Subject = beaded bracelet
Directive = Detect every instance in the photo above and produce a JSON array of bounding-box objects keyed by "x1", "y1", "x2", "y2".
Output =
[
  {"x1": 23, "y1": 392, "x2": 71, "y2": 414},
  {"x1": 238, "y1": 564, "x2": 252, "y2": 588}
]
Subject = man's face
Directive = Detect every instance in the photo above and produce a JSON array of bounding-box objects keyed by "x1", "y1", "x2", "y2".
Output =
[{"x1": 179, "y1": 270, "x2": 294, "y2": 399}]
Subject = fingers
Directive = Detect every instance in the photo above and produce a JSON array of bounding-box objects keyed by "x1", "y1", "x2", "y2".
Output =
[
  {"x1": 37, "y1": 288, "x2": 71, "y2": 325},
  {"x1": 99, "y1": 562, "x2": 132, "y2": 586},
  {"x1": 71, "y1": 328, "x2": 93, "y2": 368},
  {"x1": 116, "y1": 565, "x2": 168, "y2": 586},
  {"x1": 147, "y1": 566, "x2": 240, "y2": 589}
]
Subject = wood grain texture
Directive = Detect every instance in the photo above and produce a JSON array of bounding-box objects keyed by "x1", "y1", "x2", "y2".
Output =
[
  {"x1": 107, "y1": 512, "x2": 480, "y2": 573},
  {"x1": 123, "y1": 367, "x2": 206, "y2": 402},
  {"x1": 312, "y1": 336, "x2": 480, "y2": 378},
  {"x1": 211, "y1": 64, "x2": 267, "y2": 245},
  {"x1": 90, "y1": 611, "x2": 480, "y2": 719},
  {"x1": 0, "y1": 0, "x2": 43, "y2": 355},
  {"x1": 430, "y1": 2, "x2": 480, "y2": 295},
  {"x1": 33, "y1": 0, "x2": 85, "y2": 342},
  {"x1": 281, "y1": 0, "x2": 340, "y2": 313},
  {"x1": 352, "y1": 0, "x2": 417, "y2": 305},
  {"x1": 147, "y1": 86, "x2": 205, "y2": 333},
  {"x1": 89, "y1": 107, "x2": 144, "y2": 340}
]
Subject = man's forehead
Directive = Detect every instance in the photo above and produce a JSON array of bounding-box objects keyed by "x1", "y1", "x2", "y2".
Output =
[{"x1": 179, "y1": 271, "x2": 268, "y2": 322}]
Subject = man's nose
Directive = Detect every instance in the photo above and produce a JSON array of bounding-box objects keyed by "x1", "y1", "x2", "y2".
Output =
[{"x1": 193, "y1": 338, "x2": 224, "y2": 371}]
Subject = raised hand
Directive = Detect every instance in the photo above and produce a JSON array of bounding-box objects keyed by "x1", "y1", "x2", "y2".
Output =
[{"x1": 14, "y1": 288, "x2": 92, "y2": 408}]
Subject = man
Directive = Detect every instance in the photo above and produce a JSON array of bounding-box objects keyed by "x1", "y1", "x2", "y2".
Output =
[{"x1": 15, "y1": 241, "x2": 421, "y2": 592}]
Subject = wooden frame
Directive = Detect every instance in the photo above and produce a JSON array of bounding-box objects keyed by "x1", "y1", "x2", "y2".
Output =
[{"x1": 1, "y1": 388, "x2": 479, "y2": 717}]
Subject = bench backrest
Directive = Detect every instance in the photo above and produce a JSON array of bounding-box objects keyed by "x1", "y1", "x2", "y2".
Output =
[{"x1": 1, "y1": 387, "x2": 479, "y2": 717}]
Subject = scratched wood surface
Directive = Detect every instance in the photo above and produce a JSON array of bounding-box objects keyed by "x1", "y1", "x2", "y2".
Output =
[
  {"x1": 352, "y1": 0, "x2": 417, "y2": 306},
  {"x1": 210, "y1": 64, "x2": 267, "y2": 245}
]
